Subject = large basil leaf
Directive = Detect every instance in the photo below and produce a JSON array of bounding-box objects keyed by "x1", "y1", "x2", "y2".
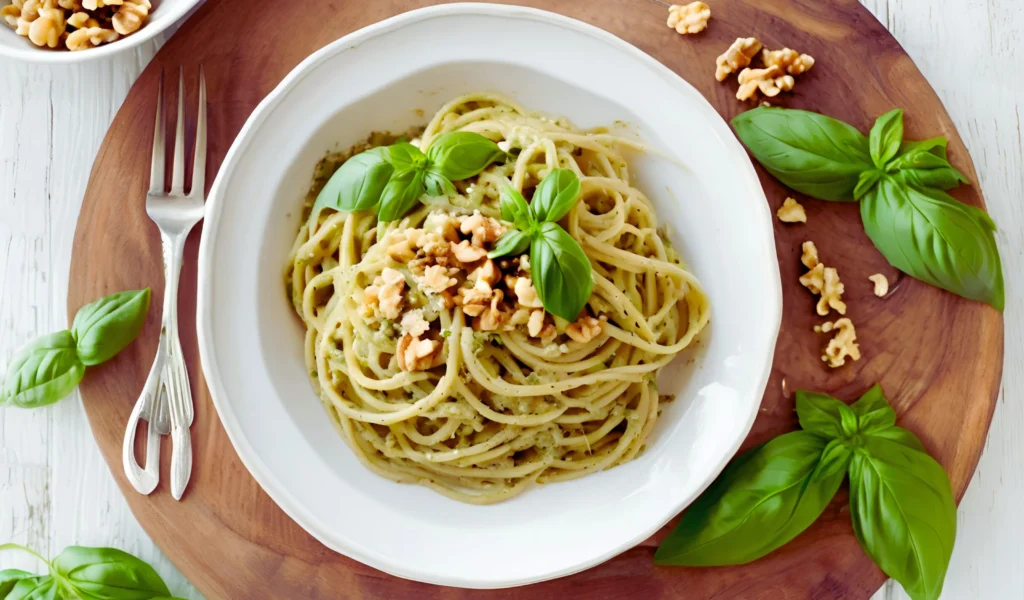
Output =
[
  {"x1": 861, "y1": 174, "x2": 1003, "y2": 310},
  {"x1": 731, "y1": 107, "x2": 873, "y2": 201},
  {"x1": 869, "y1": 109, "x2": 904, "y2": 168},
  {"x1": 795, "y1": 390, "x2": 857, "y2": 439},
  {"x1": 530, "y1": 222, "x2": 593, "y2": 321},
  {"x1": 71, "y1": 289, "x2": 151, "y2": 366},
  {"x1": 849, "y1": 384, "x2": 896, "y2": 434},
  {"x1": 530, "y1": 168, "x2": 581, "y2": 223},
  {"x1": 425, "y1": 131, "x2": 504, "y2": 181},
  {"x1": 1, "y1": 330, "x2": 85, "y2": 408},
  {"x1": 377, "y1": 170, "x2": 426, "y2": 222},
  {"x1": 654, "y1": 431, "x2": 844, "y2": 566},
  {"x1": 849, "y1": 438, "x2": 957, "y2": 600},
  {"x1": 0, "y1": 570, "x2": 33, "y2": 596},
  {"x1": 5, "y1": 575, "x2": 57, "y2": 600},
  {"x1": 312, "y1": 147, "x2": 393, "y2": 215},
  {"x1": 52, "y1": 546, "x2": 171, "y2": 599}
]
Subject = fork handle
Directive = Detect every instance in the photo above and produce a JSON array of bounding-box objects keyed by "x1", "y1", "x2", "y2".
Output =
[{"x1": 170, "y1": 422, "x2": 192, "y2": 500}]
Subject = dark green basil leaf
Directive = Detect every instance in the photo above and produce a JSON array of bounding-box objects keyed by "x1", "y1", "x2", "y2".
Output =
[
  {"x1": 52, "y1": 546, "x2": 171, "y2": 599},
  {"x1": 377, "y1": 170, "x2": 426, "y2": 222},
  {"x1": 861, "y1": 174, "x2": 1003, "y2": 310},
  {"x1": 869, "y1": 109, "x2": 904, "y2": 168},
  {"x1": 530, "y1": 222, "x2": 593, "y2": 321},
  {"x1": 654, "y1": 431, "x2": 843, "y2": 566},
  {"x1": 795, "y1": 390, "x2": 857, "y2": 439},
  {"x1": 849, "y1": 438, "x2": 957, "y2": 600},
  {"x1": 1, "y1": 330, "x2": 85, "y2": 409},
  {"x1": 731, "y1": 107, "x2": 873, "y2": 201},
  {"x1": 425, "y1": 131, "x2": 504, "y2": 181},
  {"x1": 853, "y1": 169, "x2": 882, "y2": 200},
  {"x1": 312, "y1": 147, "x2": 393, "y2": 215},
  {"x1": 423, "y1": 170, "x2": 456, "y2": 197},
  {"x1": 868, "y1": 425, "x2": 927, "y2": 453},
  {"x1": 500, "y1": 186, "x2": 534, "y2": 230},
  {"x1": 488, "y1": 229, "x2": 531, "y2": 260},
  {"x1": 811, "y1": 437, "x2": 853, "y2": 483},
  {"x1": 530, "y1": 168, "x2": 581, "y2": 223},
  {"x1": 849, "y1": 384, "x2": 896, "y2": 434},
  {"x1": 0, "y1": 570, "x2": 34, "y2": 596},
  {"x1": 385, "y1": 142, "x2": 428, "y2": 172},
  {"x1": 72, "y1": 288, "x2": 151, "y2": 366},
  {"x1": 5, "y1": 575, "x2": 57, "y2": 600}
]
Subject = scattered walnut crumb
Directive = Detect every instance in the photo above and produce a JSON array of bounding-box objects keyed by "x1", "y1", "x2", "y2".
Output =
[
  {"x1": 762, "y1": 47, "x2": 815, "y2": 75},
  {"x1": 777, "y1": 197, "x2": 807, "y2": 223},
  {"x1": 667, "y1": 1, "x2": 710, "y2": 35},
  {"x1": 400, "y1": 308, "x2": 430, "y2": 338},
  {"x1": 800, "y1": 264, "x2": 846, "y2": 316},
  {"x1": 363, "y1": 267, "x2": 406, "y2": 320},
  {"x1": 869, "y1": 274, "x2": 889, "y2": 297},
  {"x1": 736, "y1": 65, "x2": 794, "y2": 101},
  {"x1": 801, "y1": 241, "x2": 819, "y2": 269},
  {"x1": 566, "y1": 316, "x2": 605, "y2": 344},
  {"x1": 715, "y1": 37, "x2": 763, "y2": 82},
  {"x1": 512, "y1": 276, "x2": 544, "y2": 309},
  {"x1": 814, "y1": 318, "x2": 861, "y2": 368},
  {"x1": 450, "y1": 240, "x2": 487, "y2": 264},
  {"x1": 459, "y1": 210, "x2": 505, "y2": 247},
  {"x1": 420, "y1": 264, "x2": 458, "y2": 294},
  {"x1": 527, "y1": 309, "x2": 546, "y2": 337},
  {"x1": 396, "y1": 334, "x2": 442, "y2": 372}
]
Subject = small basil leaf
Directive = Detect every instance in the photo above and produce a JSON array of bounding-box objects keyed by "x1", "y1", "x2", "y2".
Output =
[
  {"x1": 312, "y1": 147, "x2": 393, "y2": 215},
  {"x1": 869, "y1": 109, "x2": 904, "y2": 168},
  {"x1": 530, "y1": 168, "x2": 581, "y2": 223},
  {"x1": 0, "y1": 570, "x2": 34, "y2": 597},
  {"x1": 1, "y1": 330, "x2": 85, "y2": 409},
  {"x1": 853, "y1": 169, "x2": 882, "y2": 200},
  {"x1": 530, "y1": 222, "x2": 593, "y2": 321},
  {"x1": 654, "y1": 431, "x2": 843, "y2": 566},
  {"x1": 53, "y1": 546, "x2": 171, "y2": 599},
  {"x1": 861, "y1": 174, "x2": 1004, "y2": 310},
  {"x1": 500, "y1": 186, "x2": 534, "y2": 230},
  {"x1": 377, "y1": 170, "x2": 426, "y2": 222},
  {"x1": 849, "y1": 384, "x2": 896, "y2": 434},
  {"x1": 731, "y1": 107, "x2": 873, "y2": 201},
  {"x1": 795, "y1": 390, "x2": 857, "y2": 439},
  {"x1": 888, "y1": 147, "x2": 969, "y2": 191},
  {"x1": 72, "y1": 288, "x2": 151, "y2": 366},
  {"x1": 899, "y1": 136, "x2": 948, "y2": 160},
  {"x1": 849, "y1": 438, "x2": 957, "y2": 600},
  {"x1": 5, "y1": 575, "x2": 57, "y2": 600},
  {"x1": 425, "y1": 131, "x2": 504, "y2": 181},
  {"x1": 423, "y1": 170, "x2": 456, "y2": 197},
  {"x1": 867, "y1": 425, "x2": 927, "y2": 454},
  {"x1": 811, "y1": 438, "x2": 853, "y2": 483},
  {"x1": 385, "y1": 142, "x2": 428, "y2": 172},
  {"x1": 488, "y1": 229, "x2": 531, "y2": 259}
]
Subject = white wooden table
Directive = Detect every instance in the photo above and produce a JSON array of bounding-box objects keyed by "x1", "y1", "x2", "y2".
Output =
[{"x1": 1, "y1": 1, "x2": 1021, "y2": 598}]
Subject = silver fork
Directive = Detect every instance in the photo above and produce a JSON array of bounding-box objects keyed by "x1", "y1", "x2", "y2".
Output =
[{"x1": 122, "y1": 66, "x2": 207, "y2": 500}]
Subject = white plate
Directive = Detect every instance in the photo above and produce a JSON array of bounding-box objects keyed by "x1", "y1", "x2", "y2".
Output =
[{"x1": 198, "y1": 4, "x2": 781, "y2": 589}]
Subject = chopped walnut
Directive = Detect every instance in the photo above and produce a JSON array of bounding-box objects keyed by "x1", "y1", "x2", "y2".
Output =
[
  {"x1": 800, "y1": 264, "x2": 846, "y2": 316},
  {"x1": 82, "y1": 0, "x2": 121, "y2": 9},
  {"x1": 450, "y1": 240, "x2": 487, "y2": 264},
  {"x1": 400, "y1": 308, "x2": 430, "y2": 338},
  {"x1": 715, "y1": 37, "x2": 762, "y2": 82},
  {"x1": 512, "y1": 276, "x2": 544, "y2": 309},
  {"x1": 477, "y1": 290, "x2": 508, "y2": 332},
  {"x1": 667, "y1": 1, "x2": 710, "y2": 35},
  {"x1": 736, "y1": 65, "x2": 795, "y2": 101},
  {"x1": 458, "y1": 278, "x2": 494, "y2": 317},
  {"x1": 57, "y1": 0, "x2": 83, "y2": 9},
  {"x1": 364, "y1": 267, "x2": 406, "y2": 320},
  {"x1": 801, "y1": 241, "x2": 819, "y2": 269},
  {"x1": 1, "y1": 4, "x2": 21, "y2": 28},
  {"x1": 777, "y1": 197, "x2": 806, "y2": 223},
  {"x1": 527, "y1": 309, "x2": 546, "y2": 337},
  {"x1": 762, "y1": 47, "x2": 815, "y2": 75},
  {"x1": 815, "y1": 318, "x2": 861, "y2": 368},
  {"x1": 869, "y1": 273, "x2": 889, "y2": 297},
  {"x1": 27, "y1": 6, "x2": 64, "y2": 48},
  {"x1": 396, "y1": 334, "x2": 441, "y2": 372},
  {"x1": 65, "y1": 25, "x2": 118, "y2": 50},
  {"x1": 420, "y1": 264, "x2": 458, "y2": 294},
  {"x1": 459, "y1": 211, "x2": 505, "y2": 247},
  {"x1": 506, "y1": 308, "x2": 532, "y2": 330},
  {"x1": 65, "y1": 11, "x2": 96, "y2": 28},
  {"x1": 566, "y1": 316, "x2": 604, "y2": 343},
  {"x1": 424, "y1": 211, "x2": 460, "y2": 242},
  {"x1": 111, "y1": 0, "x2": 148, "y2": 35},
  {"x1": 470, "y1": 259, "x2": 501, "y2": 287}
]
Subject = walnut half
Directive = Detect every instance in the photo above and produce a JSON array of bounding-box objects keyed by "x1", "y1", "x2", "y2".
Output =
[{"x1": 667, "y1": 2, "x2": 710, "y2": 35}]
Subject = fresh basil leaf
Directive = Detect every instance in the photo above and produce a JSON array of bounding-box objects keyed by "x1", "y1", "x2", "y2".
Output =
[
  {"x1": 731, "y1": 107, "x2": 873, "y2": 201},
  {"x1": 849, "y1": 438, "x2": 957, "y2": 600},
  {"x1": 0, "y1": 570, "x2": 34, "y2": 596},
  {"x1": 488, "y1": 229, "x2": 531, "y2": 259},
  {"x1": 71, "y1": 289, "x2": 151, "y2": 366},
  {"x1": 899, "y1": 136, "x2": 948, "y2": 160},
  {"x1": 530, "y1": 222, "x2": 593, "y2": 321},
  {"x1": 888, "y1": 146, "x2": 968, "y2": 191},
  {"x1": 869, "y1": 109, "x2": 904, "y2": 168},
  {"x1": 423, "y1": 170, "x2": 456, "y2": 197},
  {"x1": 1, "y1": 330, "x2": 85, "y2": 409},
  {"x1": 5, "y1": 575, "x2": 57, "y2": 600},
  {"x1": 810, "y1": 437, "x2": 853, "y2": 483},
  {"x1": 312, "y1": 147, "x2": 393, "y2": 215},
  {"x1": 425, "y1": 131, "x2": 504, "y2": 181},
  {"x1": 853, "y1": 169, "x2": 882, "y2": 200},
  {"x1": 385, "y1": 142, "x2": 428, "y2": 172},
  {"x1": 52, "y1": 546, "x2": 171, "y2": 599},
  {"x1": 795, "y1": 390, "x2": 857, "y2": 439},
  {"x1": 655, "y1": 431, "x2": 843, "y2": 566},
  {"x1": 849, "y1": 384, "x2": 896, "y2": 434},
  {"x1": 530, "y1": 168, "x2": 581, "y2": 223},
  {"x1": 861, "y1": 174, "x2": 1004, "y2": 310},
  {"x1": 377, "y1": 170, "x2": 426, "y2": 222},
  {"x1": 868, "y1": 425, "x2": 927, "y2": 454},
  {"x1": 500, "y1": 186, "x2": 534, "y2": 230}
]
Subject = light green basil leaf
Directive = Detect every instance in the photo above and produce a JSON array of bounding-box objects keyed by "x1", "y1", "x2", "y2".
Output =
[
  {"x1": 0, "y1": 570, "x2": 34, "y2": 597},
  {"x1": 811, "y1": 437, "x2": 853, "y2": 483},
  {"x1": 488, "y1": 229, "x2": 531, "y2": 260},
  {"x1": 5, "y1": 575, "x2": 57, "y2": 600},
  {"x1": 53, "y1": 546, "x2": 171, "y2": 600},
  {"x1": 377, "y1": 170, "x2": 426, "y2": 222},
  {"x1": 868, "y1": 425, "x2": 927, "y2": 454},
  {"x1": 499, "y1": 186, "x2": 534, "y2": 231},
  {"x1": 731, "y1": 107, "x2": 873, "y2": 201},
  {"x1": 385, "y1": 142, "x2": 428, "y2": 172},
  {"x1": 530, "y1": 168, "x2": 581, "y2": 223},
  {"x1": 849, "y1": 384, "x2": 896, "y2": 434},
  {"x1": 654, "y1": 431, "x2": 843, "y2": 566},
  {"x1": 530, "y1": 222, "x2": 593, "y2": 321},
  {"x1": 312, "y1": 147, "x2": 393, "y2": 215},
  {"x1": 853, "y1": 169, "x2": 882, "y2": 200},
  {"x1": 1, "y1": 330, "x2": 85, "y2": 409},
  {"x1": 899, "y1": 136, "x2": 948, "y2": 160},
  {"x1": 425, "y1": 131, "x2": 504, "y2": 181},
  {"x1": 869, "y1": 109, "x2": 904, "y2": 168},
  {"x1": 423, "y1": 170, "x2": 456, "y2": 197},
  {"x1": 72, "y1": 288, "x2": 151, "y2": 366},
  {"x1": 795, "y1": 390, "x2": 858, "y2": 439},
  {"x1": 861, "y1": 174, "x2": 1003, "y2": 310},
  {"x1": 849, "y1": 438, "x2": 957, "y2": 600},
  {"x1": 888, "y1": 146, "x2": 968, "y2": 191}
]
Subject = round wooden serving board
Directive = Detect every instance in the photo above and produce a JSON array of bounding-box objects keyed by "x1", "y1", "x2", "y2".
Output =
[{"x1": 68, "y1": 0, "x2": 1004, "y2": 598}]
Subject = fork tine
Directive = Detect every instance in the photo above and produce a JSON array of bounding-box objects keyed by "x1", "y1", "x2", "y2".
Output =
[
  {"x1": 170, "y1": 66, "x2": 187, "y2": 195},
  {"x1": 147, "y1": 69, "x2": 165, "y2": 194},
  {"x1": 189, "y1": 65, "x2": 207, "y2": 199}
]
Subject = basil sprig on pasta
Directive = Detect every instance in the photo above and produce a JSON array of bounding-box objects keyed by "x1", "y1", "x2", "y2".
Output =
[
  {"x1": 489, "y1": 169, "x2": 593, "y2": 321},
  {"x1": 313, "y1": 131, "x2": 505, "y2": 222}
]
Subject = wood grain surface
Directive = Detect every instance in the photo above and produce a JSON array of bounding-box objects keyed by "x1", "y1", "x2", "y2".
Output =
[{"x1": 64, "y1": 0, "x2": 1004, "y2": 598}]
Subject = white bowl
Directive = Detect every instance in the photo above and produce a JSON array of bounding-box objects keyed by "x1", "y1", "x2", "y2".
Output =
[
  {"x1": 199, "y1": 3, "x2": 781, "y2": 589},
  {"x1": 0, "y1": 0, "x2": 201, "y2": 63}
]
